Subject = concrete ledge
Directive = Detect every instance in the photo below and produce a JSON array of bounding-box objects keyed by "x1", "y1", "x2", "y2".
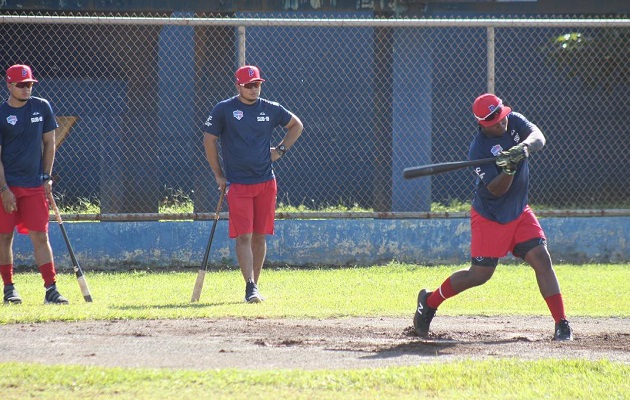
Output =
[{"x1": 11, "y1": 216, "x2": 630, "y2": 270}]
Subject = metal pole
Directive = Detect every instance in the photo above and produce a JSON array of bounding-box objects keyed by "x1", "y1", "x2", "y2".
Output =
[
  {"x1": 237, "y1": 25, "x2": 246, "y2": 66},
  {"x1": 487, "y1": 26, "x2": 495, "y2": 94}
]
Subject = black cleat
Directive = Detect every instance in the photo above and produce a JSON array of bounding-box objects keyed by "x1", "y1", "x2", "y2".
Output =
[
  {"x1": 3, "y1": 284, "x2": 22, "y2": 304},
  {"x1": 413, "y1": 289, "x2": 436, "y2": 337},
  {"x1": 244, "y1": 281, "x2": 263, "y2": 304},
  {"x1": 44, "y1": 284, "x2": 69, "y2": 305},
  {"x1": 554, "y1": 319, "x2": 573, "y2": 341}
]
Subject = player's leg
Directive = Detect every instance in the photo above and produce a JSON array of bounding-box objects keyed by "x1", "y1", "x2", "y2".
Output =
[
  {"x1": 251, "y1": 233, "x2": 266, "y2": 284},
  {"x1": 227, "y1": 183, "x2": 264, "y2": 303},
  {"x1": 236, "y1": 232, "x2": 264, "y2": 303},
  {"x1": 28, "y1": 230, "x2": 67, "y2": 304},
  {"x1": 0, "y1": 199, "x2": 17, "y2": 285},
  {"x1": 513, "y1": 207, "x2": 572, "y2": 340},
  {"x1": 0, "y1": 229, "x2": 21, "y2": 304},
  {"x1": 228, "y1": 184, "x2": 256, "y2": 294},
  {"x1": 0, "y1": 223, "x2": 16, "y2": 284},
  {"x1": 251, "y1": 179, "x2": 276, "y2": 285},
  {"x1": 29, "y1": 230, "x2": 55, "y2": 285},
  {"x1": 414, "y1": 209, "x2": 510, "y2": 337},
  {"x1": 227, "y1": 183, "x2": 255, "y2": 281},
  {"x1": 235, "y1": 233, "x2": 255, "y2": 281},
  {"x1": 22, "y1": 187, "x2": 68, "y2": 304},
  {"x1": 1, "y1": 188, "x2": 23, "y2": 304},
  {"x1": 517, "y1": 239, "x2": 560, "y2": 297}
]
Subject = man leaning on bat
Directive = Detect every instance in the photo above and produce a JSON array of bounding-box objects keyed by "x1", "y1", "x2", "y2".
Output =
[
  {"x1": 0, "y1": 64, "x2": 69, "y2": 305},
  {"x1": 413, "y1": 93, "x2": 573, "y2": 341},
  {"x1": 203, "y1": 65, "x2": 303, "y2": 304}
]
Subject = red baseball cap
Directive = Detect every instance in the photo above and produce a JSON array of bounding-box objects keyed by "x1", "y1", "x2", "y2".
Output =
[
  {"x1": 235, "y1": 65, "x2": 265, "y2": 85},
  {"x1": 6, "y1": 64, "x2": 38, "y2": 84},
  {"x1": 472, "y1": 93, "x2": 511, "y2": 127}
]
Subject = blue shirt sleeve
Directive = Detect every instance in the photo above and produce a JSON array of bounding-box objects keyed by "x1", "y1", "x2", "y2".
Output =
[{"x1": 41, "y1": 98, "x2": 58, "y2": 134}]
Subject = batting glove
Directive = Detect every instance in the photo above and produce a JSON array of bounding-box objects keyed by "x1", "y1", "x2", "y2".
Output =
[
  {"x1": 495, "y1": 153, "x2": 512, "y2": 168},
  {"x1": 495, "y1": 154, "x2": 517, "y2": 175},
  {"x1": 502, "y1": 163, "x2": 517, "y2": 175},
  {"x1": 504, "y1": 143, "x2": 529, "y2": 164}
]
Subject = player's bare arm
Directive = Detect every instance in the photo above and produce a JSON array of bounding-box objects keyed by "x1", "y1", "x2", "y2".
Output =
[
  {"x1": 42, "y1": 129, "x2": 56, "y2": 195},
  {"x1": 0, "y1": 145, "x2": 17, "y2": 213},
  {"x1": 486, "y1": 172, "x2": 514, "y2": 197},
  {"x1": 521, "y1": 127, "x2": 545, "y2": 153},
  {"x1": 203, "y1": 132, "x2": 227, "y2": 190},
  {"x1": 281, "y1": 113, "x2": 304, "y2": 148},
  {"x1": 272, "y1": 113, "x2": 304, "y2": 161}
]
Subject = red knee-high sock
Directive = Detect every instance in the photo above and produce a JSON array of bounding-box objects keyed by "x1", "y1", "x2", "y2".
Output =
[
  {"x1": 544, "y1": 293, "x2": 567, "y2": 323},
  {"x1": 1, "y1": 264, "x2": 14, "y2": 286},
  {"x1": 427, "y1": 277, "x2": 457, "y2": 309},
  {"x1": 38, "y1": 262, "x2": 57, "y2": 288}
]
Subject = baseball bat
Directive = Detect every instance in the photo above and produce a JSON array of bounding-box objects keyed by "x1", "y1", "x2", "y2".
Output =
[
  {"x1": 48, "y1": 193, "x2": 93, "y2": 302},
  {"x1": 190, "y1": 187, "x2": 225, "y2": 303},
  {"x1": 403, "y1": 157, "x2": 496, "y2": 179}
]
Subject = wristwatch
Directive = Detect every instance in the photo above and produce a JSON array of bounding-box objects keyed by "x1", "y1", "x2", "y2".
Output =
[
  {"x1": 276, "y1": 144, "x2": 287, "y2": 157},
  {"x1": 41, "y1": 173, "x2": 52, "y2": 182}
]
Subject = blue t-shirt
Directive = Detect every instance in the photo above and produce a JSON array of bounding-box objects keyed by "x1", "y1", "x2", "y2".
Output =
[
  {"x1": 469, "y1": 112, "x2": 537, "y2": 224},
  {"x1": 203, "y1": 96, "x2": 292, "y2": 184},
  {"x1": 0, "y1": 96, "x2": 58, "y2": 187}
]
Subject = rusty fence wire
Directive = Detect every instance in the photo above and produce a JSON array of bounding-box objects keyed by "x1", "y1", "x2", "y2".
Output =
[{"x1": 1, "y1": 14, "x2": 629, "y2": 220}]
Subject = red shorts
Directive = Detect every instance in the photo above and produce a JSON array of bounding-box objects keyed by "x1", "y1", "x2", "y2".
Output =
[
  {"x1": 0, "y1": 186, "x2": 49, "y2": 235},
  {"x1": 470, "y1": 205, "x2": 545, "y2": 259},
  {"x1": 226, "y1": 179, "x2": 277, "y2": 238}
]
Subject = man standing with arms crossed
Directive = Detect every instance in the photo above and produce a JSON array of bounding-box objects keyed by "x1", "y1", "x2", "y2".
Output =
[
  {"x1": 414, "y1": 93, "x2": 572, "y2": 340},
  {"x1": 0, "y1": 64, "x2": 69, "y2": 304},
  {"x1": 203, "y1": 65, "x2": 303, "y2": 303}
]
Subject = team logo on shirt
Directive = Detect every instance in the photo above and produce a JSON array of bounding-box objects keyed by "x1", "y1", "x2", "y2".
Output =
[
  {"x1": 512, "y1": 131, "x2": 520, "y2": 143},
  {"x1": 233, "y1": 110, "x2": 244, "y2": 120},
  {"x1": 257, "y1": 112, "x2": 269, "y2": 122},
  {"x1": 6, "y1": 115, "x2": 17, "y2": 125},
  {"x1": 204, "y1": 116, "x2": 213, "y2": 127},
  {"x1": 490, "y1": 144, "x2": 503, "y2": 156},
  {"x1": 31, "y1": 112, "x2": 43, "y2": 123}
]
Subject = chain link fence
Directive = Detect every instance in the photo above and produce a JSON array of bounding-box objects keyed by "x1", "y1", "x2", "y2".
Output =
[{"x1": 1, "y1": 14, "x2": 629, "y2": 219}]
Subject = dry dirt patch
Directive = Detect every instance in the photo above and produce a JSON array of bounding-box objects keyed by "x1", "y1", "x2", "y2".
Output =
[{"x1": 0, "y1": 316, "x2": 627, "y2": 370}]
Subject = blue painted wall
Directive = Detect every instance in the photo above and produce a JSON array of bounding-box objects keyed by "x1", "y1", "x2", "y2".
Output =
[{"x1": 11, "y1": 217, "x2": 630, "y2": 270}]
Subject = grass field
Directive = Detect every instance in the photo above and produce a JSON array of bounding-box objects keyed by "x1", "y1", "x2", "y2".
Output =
[{"x1": 1, "y1": 262, "x2": 629, "y2": 399}]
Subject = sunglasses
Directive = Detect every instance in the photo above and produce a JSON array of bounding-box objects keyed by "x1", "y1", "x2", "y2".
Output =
[
  {"x1": 240, "y1": 82, "x2": 261, "y2": 89},
  {"x1": 10, "y1": 82, "x2": 34, "y2": 89},
  {"x1": 475, "y1": 102, "x2": 503, "y2": 122}
]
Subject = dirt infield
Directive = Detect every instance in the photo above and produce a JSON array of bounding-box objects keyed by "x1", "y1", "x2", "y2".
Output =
[{"x1": 1, "y1": 316, "x2": 627, "y2": 370}]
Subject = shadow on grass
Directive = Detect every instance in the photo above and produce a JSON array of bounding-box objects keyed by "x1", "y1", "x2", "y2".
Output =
[{"x1": 109, "y1": 300, "x2": 243, "y2": 310}]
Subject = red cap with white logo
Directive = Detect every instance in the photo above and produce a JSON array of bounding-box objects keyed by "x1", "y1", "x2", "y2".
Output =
[
  {"x1": 235, "y1": 65, "x2": 265, "y2": 85},
  {"x1": 6, "y1": 64, "x2": 38, "y2": 83},
  {"x1": 472, "y1": 93, "x2": 512, "y2": 127}
]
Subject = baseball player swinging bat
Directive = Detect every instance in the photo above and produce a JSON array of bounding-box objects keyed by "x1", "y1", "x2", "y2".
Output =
[
  {"x1": 190, "y1": 187, "x2": 226, "y2": 303},
  {"x1": 403, "y1": 157, "x2": 496, "y2": 179},
  {"x1": 48, "y1": 193, "x2": 93, "y2": 302}
]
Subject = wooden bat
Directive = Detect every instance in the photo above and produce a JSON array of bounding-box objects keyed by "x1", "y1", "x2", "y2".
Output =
[
  {"x1": 403, "y1": 157, "x2": 496, "y2": 179},
  {"x1": 190, "y1": 187, "x2": 226, "y2": 303},
  {"x1": 48, "y1": 193, "x2": 93, "y2": 302}
]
